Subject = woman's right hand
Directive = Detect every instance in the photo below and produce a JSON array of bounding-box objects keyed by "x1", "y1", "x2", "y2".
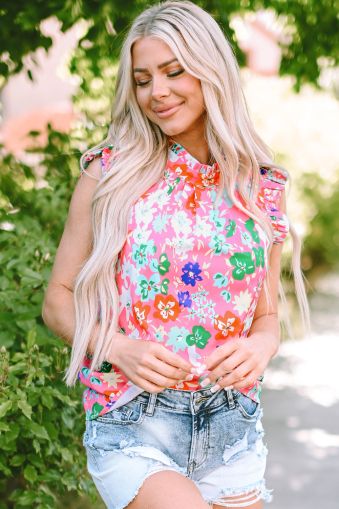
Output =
[{"x1": 109, "y1": 334, "x2": 193, "y2": 393}]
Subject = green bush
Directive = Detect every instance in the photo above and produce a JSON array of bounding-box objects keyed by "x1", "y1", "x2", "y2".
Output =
[{"x1": 0, "y1": 130, "x2": 102, "y2": 508}]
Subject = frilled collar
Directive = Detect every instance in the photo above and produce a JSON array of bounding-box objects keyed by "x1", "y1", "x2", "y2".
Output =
[{"x1": 166, "y1": 139, "x2": 220, "y2": 189}]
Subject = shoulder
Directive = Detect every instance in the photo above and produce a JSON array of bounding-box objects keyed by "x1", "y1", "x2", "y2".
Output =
[
  {"x1": 259, "y1": 165, "x2": 289, "y2": 189},
  {"x1": 81, "y1": 145, "x2": 114, "y2": 179}
]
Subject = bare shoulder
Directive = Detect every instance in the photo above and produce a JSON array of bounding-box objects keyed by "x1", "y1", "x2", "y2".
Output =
[{"x1": 44, "y1": 158, "x2": 100, "y2": 294}]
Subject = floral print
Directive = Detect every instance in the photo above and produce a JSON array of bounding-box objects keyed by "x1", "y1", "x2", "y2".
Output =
[{"x1": 80, "y1": 140, "x2": 289, "y2": 420}]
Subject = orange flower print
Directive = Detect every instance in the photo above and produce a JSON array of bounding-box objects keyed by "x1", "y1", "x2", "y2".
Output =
[
  {"x1": 185, "y1": 189, "x2": 202, "y2": 214},
  {"x1": 153, "y1": 294, "x2": 180, "y2": 322},
  {"x1": 214, "y1": 311, "x2": 242, "y2": 340},
  {"x1": 133, "y1": 301, "x2": 151, "y2": 330}
]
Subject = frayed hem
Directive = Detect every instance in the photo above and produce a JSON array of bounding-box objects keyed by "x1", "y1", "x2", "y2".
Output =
[{"x1": 204, "y1": 480, "x2": 273, "y2": 507}]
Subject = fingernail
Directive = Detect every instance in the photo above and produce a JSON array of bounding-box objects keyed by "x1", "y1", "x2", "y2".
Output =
[
  {"x1": 185, "y1": 374, "x2": 194, "y2": 381},
  {"x1": 200, "y1": 378, "x2": 211, "y2": 388},
  {"x1": 210, "y1": 384, "x2": 221, "y2": 393},
  {"x1": 224, "y1": 385, "x2": 234, "y2": 391}
]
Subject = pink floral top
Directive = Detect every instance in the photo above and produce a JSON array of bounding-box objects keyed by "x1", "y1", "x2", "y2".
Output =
[{"x1": 80, "y1": 140, "x2": 289, "y2": 420}]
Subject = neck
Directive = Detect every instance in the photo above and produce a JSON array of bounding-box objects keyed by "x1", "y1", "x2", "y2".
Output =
[{"x1": 169, "y1": 132, "x2": 211, "y2": 165}]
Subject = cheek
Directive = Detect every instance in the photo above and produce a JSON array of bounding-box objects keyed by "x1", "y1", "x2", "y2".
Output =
[{"x1": 135, "y1": 88, "x2": 149, "y2": 112}]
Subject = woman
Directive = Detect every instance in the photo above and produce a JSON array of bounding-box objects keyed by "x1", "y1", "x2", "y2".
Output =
[{"x1": 42, "y1": 1, "x2": 309, "y2": 508}]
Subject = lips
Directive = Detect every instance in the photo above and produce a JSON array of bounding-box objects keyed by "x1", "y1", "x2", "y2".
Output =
[{"x1": 153, "y1": 102, "x2": 184, "y2": 118}]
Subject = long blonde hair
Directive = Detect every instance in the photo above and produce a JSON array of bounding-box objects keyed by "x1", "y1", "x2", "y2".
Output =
[{"x1": 65, "y1": 0, "x2": 309, "y2": 385}]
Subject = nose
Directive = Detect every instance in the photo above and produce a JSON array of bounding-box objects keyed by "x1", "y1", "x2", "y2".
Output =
[{"x1": 151, "y1": 75, "x2": 170, "y2": 100}]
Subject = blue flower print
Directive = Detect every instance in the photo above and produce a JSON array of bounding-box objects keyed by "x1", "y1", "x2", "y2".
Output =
[
  {"x1": 178, "y1": 291, "x2": 192, "y2": 308},
  {"x1": 241, "y1": 231, "x2": 253, "y2": 247},
  {"x1": 213, "y1": 273, "x2": 229, "y2": 288},
  {"x1": 153, "y1": 214, "x2": 170, "y2": 233},
  {"x1": 166, "y1": 326, "x2": 190, "y2": 353},
  {"x1": 132, "y1": 240, "x2": 156, "y2": 267},
  {"x1": 209, "y1": 209, "x2": 225, "y2": 230},
  {"x1": 181, "y1": 262, "x2": 203, "y2": 287},
  {"x1": 208, "y1": 234, "x2": 232, "y2": 255},
  {"x1": 136, "y1": 273, "x2": 160, "y2": 301}
]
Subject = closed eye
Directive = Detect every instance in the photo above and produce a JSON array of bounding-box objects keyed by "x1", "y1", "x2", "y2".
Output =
[{"x1": 135, "y1": 69, "x2": 185, "y2": 87}]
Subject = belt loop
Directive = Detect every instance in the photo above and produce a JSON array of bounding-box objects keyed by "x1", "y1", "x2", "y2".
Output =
[
  {"x1": 145, "y1": 393, "x2": 157, "y2": 416},
  {"x1": 226, "y1": 388, "x2": 236, "y2": 409}
]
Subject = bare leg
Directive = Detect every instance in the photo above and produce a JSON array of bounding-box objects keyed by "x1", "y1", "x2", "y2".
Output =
[{"x1": 126, "y1": 470, "x2": 211, "y2": 509}]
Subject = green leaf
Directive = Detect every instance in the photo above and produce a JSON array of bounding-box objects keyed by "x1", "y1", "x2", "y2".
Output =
[
  {"x1": 18, "y1": 400, "x2": 32, "y2": 420},
  {"x1": 24, "y1": 464, "x2": 38, "y2": 483},
  {"x1": 30, "y1": 422, "x2": 50, "y2": 441},
  {"x1": 0, "y1": 400, "x2": 12, "y2": 418}
]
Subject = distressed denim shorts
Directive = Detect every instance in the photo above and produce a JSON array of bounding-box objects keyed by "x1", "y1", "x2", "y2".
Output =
[{"x1": 83, "y1": 387, "x2": 272, "y2": 508}]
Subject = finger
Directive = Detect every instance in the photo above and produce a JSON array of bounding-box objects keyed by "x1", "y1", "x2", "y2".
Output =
[
  {"x1": 148, "y1": 357, "x2": 193, "y2": 381},
  {"x1": 136, "y1": 378, "x2": 165, "y2": 393},
  {"x1": 157, "y1": 345, "x2": 192, "y2": 373},
  {"x1": 232, "y1": 373, "x2": 261, "y2": 390},
  {"x1": 214, "y1": 361, "x2": 254, "y2": 389},
  {"x1": 206, "y1": 351, "x2": 246, "y2": 384},
  {"x1": 204, "y1": 338, "x2": 239, "y2": 370},
  {"x1": 139, "y1": 367, "x2": 179, "y2": 388}
]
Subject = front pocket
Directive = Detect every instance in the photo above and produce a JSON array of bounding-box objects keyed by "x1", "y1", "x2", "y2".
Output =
[
  {"x1": 95, "y1": 400, "x2": 145, "y2": 425},
  {"x1": 233, "y1": 391, "x2": 260, "y2": 419}
]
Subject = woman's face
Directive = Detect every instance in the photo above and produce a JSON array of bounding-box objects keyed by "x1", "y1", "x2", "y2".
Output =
[{"x1": 132, "y1": 37, "x2": 205, "y2": 139}]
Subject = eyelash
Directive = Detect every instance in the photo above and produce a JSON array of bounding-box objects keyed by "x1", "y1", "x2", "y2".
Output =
[{"x1": 135, "y1": 69, "x2": 184, "y2": 87}]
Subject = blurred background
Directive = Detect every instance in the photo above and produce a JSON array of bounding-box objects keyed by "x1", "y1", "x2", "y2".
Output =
[{"x1": 0, "y1": 1, "x2": 338, "y2": 508}]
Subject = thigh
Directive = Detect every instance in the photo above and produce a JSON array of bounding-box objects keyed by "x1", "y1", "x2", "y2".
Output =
[{"x1": 127, "y1": 470, "x2": 210, "y2": 509}]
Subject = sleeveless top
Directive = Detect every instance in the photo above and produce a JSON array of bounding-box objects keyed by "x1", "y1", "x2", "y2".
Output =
[{"x1": 79, "y1": 140, "x2": 289, "y2": 420}]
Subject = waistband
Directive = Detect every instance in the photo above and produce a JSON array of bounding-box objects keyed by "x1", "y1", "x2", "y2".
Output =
[{"x1": 134, "y1": 386, "x2": 237, "y2": 416}]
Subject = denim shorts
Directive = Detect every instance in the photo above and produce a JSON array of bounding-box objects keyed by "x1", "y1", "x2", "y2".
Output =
[{"x1": 83, "y1": 387, "x2": 272, "y2": 508}]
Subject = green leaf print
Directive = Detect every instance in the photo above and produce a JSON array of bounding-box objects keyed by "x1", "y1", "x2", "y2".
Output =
[
  {"x1": 90, "y1": 376, "x2": 102, "y2": 386},
  {"x1": 245, "y1": 218, "x2": 260, "y2": 243},
  {"x1": 167, "y1": 177, "x2": 180, "y2": 195},
  {"x1": 253, "y1": 246, "x2": 265, "y2": 268},
  {"x1": 99, "y1": 361, "x2": 113, "y2": 373},
  {"x1": 160, "y1": 278, "x2": 170, "y2": 295},
  {"x1": 90, "y1": 403, "x2": 104, "y2": 420},
  {"x1": 186, "y1": 325, "x2": 211, "y2": 349},
  {"x1": 158, "y1": 253, "x2": 171, "y2": 275},
  {"x1": 230, "y1": 252, "x2": 255, "y2": 280},
  {"x1": 225, "y1": 219, "x2": 236, "y2": 237}
]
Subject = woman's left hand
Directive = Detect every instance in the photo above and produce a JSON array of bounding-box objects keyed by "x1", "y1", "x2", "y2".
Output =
[{"x1": 200, "y1": 332, "x2": 279, "y2": 391}]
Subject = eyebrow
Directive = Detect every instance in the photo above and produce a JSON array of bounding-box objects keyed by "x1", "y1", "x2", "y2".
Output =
[{"x1": 133, "y1": 58, "x2": 179, "y2": 73}]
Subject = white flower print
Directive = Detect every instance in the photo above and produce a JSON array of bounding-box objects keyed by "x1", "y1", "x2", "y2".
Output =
[
  {"x1": 133, "y1": 227, "x2": 152, "y2": 245},
  {"x1": 233, "y1": 290, "x2": 252, "y2": 315},
  {"x1": 170, "y1": 236, "x2": 195, "y2": 259},
  {"x1": 194, "y1": 215, "x2": 213, "y2": 238},
  {"x1": 121, "y1": 260, "x2": 138, "y2": 282},
  {"x1": 119, "y1": 285, "x2": 132, "y2": 318},
  {"x1": 135, "y1": 199, "x2": 154, "y2": 226},
  {"x1": 101, "y1": 370, "x2": 124, "y2": 388},
  {"x1": 171, "y1": 210, "x2": 192, "y2": 235}
]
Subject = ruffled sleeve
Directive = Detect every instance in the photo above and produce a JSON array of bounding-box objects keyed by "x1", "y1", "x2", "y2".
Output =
[
  {"x1": 82, "y1": 145, "x2": 114, "y2": 178},
  {"x1": 257, "y1": 166, "x2": 290, "y2": 244}
]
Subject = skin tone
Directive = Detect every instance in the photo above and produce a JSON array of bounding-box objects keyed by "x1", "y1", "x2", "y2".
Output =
[
  {"x1": 131, "y1": 36, "x2": 282, "y2": 394},
  {"x1": 132, "y1": 36, "x2": 211, "y2": 165}
]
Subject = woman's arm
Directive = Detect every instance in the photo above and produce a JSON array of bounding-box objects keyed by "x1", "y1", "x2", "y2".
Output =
[{"x1": 42, "y1": 158, "x2": 102, "y2": 352}]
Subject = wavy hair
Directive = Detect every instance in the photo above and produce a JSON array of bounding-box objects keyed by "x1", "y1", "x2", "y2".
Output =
[{"x1": 65, "y1": 0, "x2": 309, "y2": 385}]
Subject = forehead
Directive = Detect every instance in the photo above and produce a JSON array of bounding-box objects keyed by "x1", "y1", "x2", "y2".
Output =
[{"x1": 132, "y1": 37, "x2": 176, "y2": 67}]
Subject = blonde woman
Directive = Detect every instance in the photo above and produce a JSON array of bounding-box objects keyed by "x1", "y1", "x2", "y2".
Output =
[{"x1": 42, "y1": 1, "x2": 309, "y2": 508}]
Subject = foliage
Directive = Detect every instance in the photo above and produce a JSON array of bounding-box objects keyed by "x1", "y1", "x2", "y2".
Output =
[
  {"x1": 0, "y1": 0, "x2": 338, "y2": 90},
  {"x1": 300, "y1": 171, "x2": 339, "y2": 280},
  {"x1": 0, "y1": 130, "x2": 103, "y2": 507}
]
